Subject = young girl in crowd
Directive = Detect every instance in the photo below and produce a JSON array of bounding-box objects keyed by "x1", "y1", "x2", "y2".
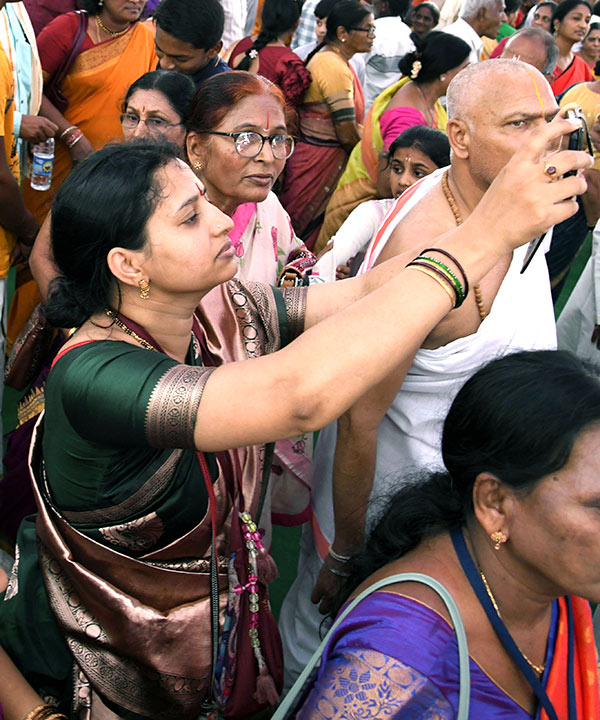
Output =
[{"x1": 313, "y1": 126, "x2": 450, "y2": 281}]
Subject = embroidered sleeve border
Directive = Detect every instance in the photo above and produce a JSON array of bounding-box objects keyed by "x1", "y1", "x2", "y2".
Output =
[{"x1": 145, "y1": 365, "x2": 215, "y2": 449}]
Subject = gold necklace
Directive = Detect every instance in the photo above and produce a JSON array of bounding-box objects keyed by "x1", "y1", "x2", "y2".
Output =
[
  {"x1": 480, "y1": 571, "x2": 546, "y2": 676},
  {"x1": 95, "y1": 14, "x2": 130, "y2": 38},
  {"x1": 440, "y1": 170, "x2": 487, "y2": 322},
  {"x1": 105, "y1": 309, "x2": 157, "y2": 351}
]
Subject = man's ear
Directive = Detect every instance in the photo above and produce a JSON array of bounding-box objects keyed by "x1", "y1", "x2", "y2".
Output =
[
  {"x1": 446, "y1": 118, "x2": 471, "y2": 159},
  {"x1": 206, "y1": 40, "x2": 223, "y2": 60}
]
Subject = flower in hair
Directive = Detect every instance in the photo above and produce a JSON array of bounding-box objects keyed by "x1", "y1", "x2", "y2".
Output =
[
  {"x1": 249, "y1": 49, "x2": 258, "y2": 59},
  {"x1": 410, "y1": 60, "x2": 422, "y2": 79}
]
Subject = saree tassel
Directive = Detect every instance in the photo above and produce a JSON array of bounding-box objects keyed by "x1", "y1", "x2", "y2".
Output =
[
  {"x1": 257, "y1": 551, "x2": 278, "y2": 584},
  {"x1": 254, "y1": 665, "x2": 280, "y2": 706}
]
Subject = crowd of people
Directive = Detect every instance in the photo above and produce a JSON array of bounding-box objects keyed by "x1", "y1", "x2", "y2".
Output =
[{"x1": 0, "y1": 0, "x2": 598, "y2": 717}]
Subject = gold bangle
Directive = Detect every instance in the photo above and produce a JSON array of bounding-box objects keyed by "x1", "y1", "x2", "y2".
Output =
[
  {"x1": 23, "y1": 706, "x2": 50, "y2": 720},
  {"x1": 406, "y1": 264, "x2": 456, "y2": 308}
]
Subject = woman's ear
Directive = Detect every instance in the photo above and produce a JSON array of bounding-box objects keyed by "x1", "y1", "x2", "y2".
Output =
[
  {"x1": 337, "y1": 24, "x2": 349, "y2": 43},
  {"x1": 106, "y1": 247, "x2": 145, "y2": 291},
  {"x1": 472, "y1": 472, "x2": 512, "y2": 543},
  {"x1": 186, "y1": 131, "x2": 207, "y2": 169}
]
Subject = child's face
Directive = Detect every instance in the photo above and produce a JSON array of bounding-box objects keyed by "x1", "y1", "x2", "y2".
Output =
[
  {"x1": 315, "y1": 16, "x2": 327, "y2": 42},
  {"x1": 389, "y1": 144, "x2": 439, "y2": 197}
]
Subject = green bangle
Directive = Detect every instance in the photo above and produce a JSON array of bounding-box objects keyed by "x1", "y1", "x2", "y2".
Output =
[{"x1": 416, "y1": 256, "x2": 465, "y2": 304}]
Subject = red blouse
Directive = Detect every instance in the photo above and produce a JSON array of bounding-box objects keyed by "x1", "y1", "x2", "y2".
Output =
[{"x1": 229, "y1": 37, "x2": 311, "y2": 106}]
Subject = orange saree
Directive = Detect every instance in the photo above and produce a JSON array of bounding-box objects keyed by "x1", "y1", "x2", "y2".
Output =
[{"x1": 23, "y1": 18, "x2": 156, "y2": 224}]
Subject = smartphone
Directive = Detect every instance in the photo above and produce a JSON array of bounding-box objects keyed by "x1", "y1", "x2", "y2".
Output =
[{"x1": 520, "y1": 107, "x2": 592, "y2": 274}]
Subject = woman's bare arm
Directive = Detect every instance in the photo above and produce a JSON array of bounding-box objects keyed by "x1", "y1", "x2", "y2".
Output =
[
  {"x1": 30, "y1": 213, "x2": 57, "y2": 301},
  {"x1": 0, "y1": 646, "x2": 45, "y2": 720},
  {"x1": 193, "y1": 118, "x2": 590, "y2": 452},
  {"x1": 40, "y1": 96, "x2": 94, "y2": 164}
]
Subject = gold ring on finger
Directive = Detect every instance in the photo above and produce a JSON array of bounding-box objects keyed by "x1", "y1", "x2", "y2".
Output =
[{"x1": 544, "y1": 162, "x2": 559, "y2": 181}]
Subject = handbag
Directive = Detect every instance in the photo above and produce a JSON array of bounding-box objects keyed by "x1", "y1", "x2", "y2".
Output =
[
  {"x1": 44, "y1": 10, "x2": 88, "y2": 113},
  {"x1": 273, "y1": 572, "x2": 471, "y2": 720},
  {"x1": 5, "y1": 303, "x2": 56, "y2": 390}
]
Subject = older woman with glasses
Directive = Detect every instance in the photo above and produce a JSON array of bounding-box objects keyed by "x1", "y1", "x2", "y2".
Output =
[
  {"x1": 120, "y1": 69, "x2": 195, "y2": 149},
  {"x1": 186, "y1": 70, "x2": 315, "y2": 288},
  {"x1": 186, "y1": 70, "x2": 318, "y2": 532}
]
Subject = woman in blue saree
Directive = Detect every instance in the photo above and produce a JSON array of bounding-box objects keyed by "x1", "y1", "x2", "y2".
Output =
[{"x1": 295, "y1": 350, "x2": 600, "y2": 719}]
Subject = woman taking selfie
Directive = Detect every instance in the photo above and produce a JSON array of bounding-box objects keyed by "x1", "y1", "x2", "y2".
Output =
[{"x1": 0, "y1": 115, "x2": 590, "y2": 718}]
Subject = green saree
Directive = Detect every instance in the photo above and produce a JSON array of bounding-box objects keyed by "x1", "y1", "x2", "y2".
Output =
[{"x1": 0, "y1": 279, "x2": 306, "y2": 719}]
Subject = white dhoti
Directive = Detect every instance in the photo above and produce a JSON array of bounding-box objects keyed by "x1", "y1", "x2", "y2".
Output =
[{"x1": 278, "y1": 172, "x2": 557, "y2": 688}]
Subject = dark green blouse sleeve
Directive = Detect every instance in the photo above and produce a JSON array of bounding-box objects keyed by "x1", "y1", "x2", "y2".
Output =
[{"x1": 49, "y1": 341, "x2": 214, "y2": 449}]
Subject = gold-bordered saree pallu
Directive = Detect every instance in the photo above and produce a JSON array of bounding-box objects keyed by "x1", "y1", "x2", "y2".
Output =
[
  {"x1": 26, "y1": 280, "x2": 306, "y2": 719},
  {"x1": 29, "y1": 418, "x2": 235, "y2": 720}
]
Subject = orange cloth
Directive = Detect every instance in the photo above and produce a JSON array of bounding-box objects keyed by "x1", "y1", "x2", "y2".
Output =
[
  {"x1": 542, "y1": 596, "x2": 599, "y2": 720},
  {"x1": 0, "y1": 44, "x2": 18, "y2": 278},
  {"x1": 252, "y1": 0, "x2": 265, "y2": 34},
  {"x1": 23, "y1": 20, "x2": 156, "y2": 224},
  {"x1": 551, "y1": 54, "x2": 594, "y2": 96}
]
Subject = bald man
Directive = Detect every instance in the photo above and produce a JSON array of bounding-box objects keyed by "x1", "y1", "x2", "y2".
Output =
[{"x1": 279, "y1": 60, "x2": 562, "y2": 687}]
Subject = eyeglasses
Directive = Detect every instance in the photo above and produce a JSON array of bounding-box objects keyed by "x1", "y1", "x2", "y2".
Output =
[
  {"x1": 196, "y1": 130, "x2": 295, "y2": 159},
  {"x1": 119, "y1": 113, "x2": 183, "y2": 132},
  {"x1": 349, "y1": 25, "x2": 376, "y2": 37}
]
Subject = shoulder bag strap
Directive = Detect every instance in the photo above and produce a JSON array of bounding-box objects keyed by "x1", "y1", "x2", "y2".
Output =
[{"x1": 273, "y1": 572, "x2": 470, "y2": 720}]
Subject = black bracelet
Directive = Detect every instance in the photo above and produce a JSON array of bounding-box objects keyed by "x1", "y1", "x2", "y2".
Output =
[{"x1": 420, "y1": 247, "x2": 470, "y2": 299}]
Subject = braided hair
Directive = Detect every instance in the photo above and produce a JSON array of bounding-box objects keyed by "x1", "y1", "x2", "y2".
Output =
[{"x1": 237, "y1": 0, "x2": 301, "y2": 71}]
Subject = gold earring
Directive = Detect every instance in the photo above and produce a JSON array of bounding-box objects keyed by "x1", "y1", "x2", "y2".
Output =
[
  {"x1": 194, "y1": 161, "x2": 203, "y2": 171},
  {"x1": 138, "y1": 279, "x2": 150, "y2": 300},
  {"x1": 490, "y1": 531, "x2": 507, "y2": 551}
]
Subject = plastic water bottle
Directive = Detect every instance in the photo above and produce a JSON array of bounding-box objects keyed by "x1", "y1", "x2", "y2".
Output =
[{"x1": 30, "y1": 138, "x2": 54, "y2": 191}]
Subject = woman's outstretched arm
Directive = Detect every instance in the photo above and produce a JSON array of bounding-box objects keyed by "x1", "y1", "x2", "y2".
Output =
[{"x1": 193, "y1": 117, "x2": 591, "y2": 451}]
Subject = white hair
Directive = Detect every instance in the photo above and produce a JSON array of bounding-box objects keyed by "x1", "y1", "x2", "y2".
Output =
[{"x1": 460, "y1": 0, "x2": 502, "y2": 20}]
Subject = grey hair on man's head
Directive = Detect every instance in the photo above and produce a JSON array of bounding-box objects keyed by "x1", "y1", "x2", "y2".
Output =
[
  {"x1": 460, "y1": 0, "x2": 502, "y2": 19},
  {"x1": 504, "y1": 26, "x2": 558, "y2": 74}
]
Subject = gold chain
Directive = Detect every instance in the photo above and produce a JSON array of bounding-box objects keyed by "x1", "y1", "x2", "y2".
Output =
[
  {"x1": 440, "y1": 170, "x2": 487, "y2": 322},
  {"x1": 95, "y1": 14, "x2": 130, "y2": 38},
  {"x1": 105, "y1": 309, "x2": 157, "y2": 351},
  {"x1": 479, "y1": 571, "x2": 546, "y2": 676}
]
